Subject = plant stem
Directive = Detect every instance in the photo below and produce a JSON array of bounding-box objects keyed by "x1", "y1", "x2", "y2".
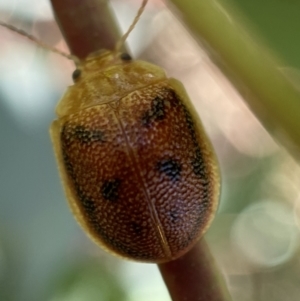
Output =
[
  {"x1": 159, "y1": 240, "x2": 232, "y2": 301},
  {"x1": 51, "y1": 0, "x2": 123, "y2": 58},
  {"x1": 168, "y1": 0, "x2": 300, "y2": 162}
]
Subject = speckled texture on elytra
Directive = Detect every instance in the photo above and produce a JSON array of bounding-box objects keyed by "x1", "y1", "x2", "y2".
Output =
[{"x1": 54, "y1": 80, "x2": 219, "y2": 262}]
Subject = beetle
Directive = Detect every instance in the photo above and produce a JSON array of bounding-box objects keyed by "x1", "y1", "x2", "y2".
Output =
[{"x1": 0, "y1": 0, "x2": 220, "y2": 263}]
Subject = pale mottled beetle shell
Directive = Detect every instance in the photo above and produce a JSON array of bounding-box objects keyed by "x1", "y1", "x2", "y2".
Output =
[{"x1": 50, "y1": 51, "x2": 220, "y2": 263}]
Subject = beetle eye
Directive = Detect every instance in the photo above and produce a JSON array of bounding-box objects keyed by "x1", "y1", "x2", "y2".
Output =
[
  {"x1": 72, "y1": 69, "x2": 81, "y2": 81},
  {"x1": 120, "y1": 53, "x2": 132, "y2": 61}
]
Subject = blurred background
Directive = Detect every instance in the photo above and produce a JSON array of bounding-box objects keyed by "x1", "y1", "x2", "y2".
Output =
[{"x1": 0, "y1": 0, "x2": 300, "y2": 300}]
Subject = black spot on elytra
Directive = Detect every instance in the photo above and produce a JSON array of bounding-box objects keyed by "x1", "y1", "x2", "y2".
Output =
[
  {"x1": 61, "y1": 130, "x2": 77, "y2": 181},
  {"x1": 72, "y1": 69, "x2": 81, "y2": 81},
  {"x1": 74, "y1": 125, "x2": 105, "y2": 143},
  {"x1": 169, "y1": 210, "x2": 180, "y2": 223},
  {"x1": 164, "y1": 88, "x2": 180, "y2": 105},
  {"x1": 191, "y1": 148, "x2": 207, "y2": 178},
  {"x1": 141, "y1": 96, "x2": 166, "y2": 126},
  {"x1": 178, "y1": 98, "x2": 209, "y2": 181},
  {"x1": 120, "y1": 52, "x2": 132, "y2": 61},
  {"x1": 81, "y1": 196, "x2": 97, "y2": 213},
  {"x1": 61, "y1": 142, "x2": 97, "y2": 216},
  {"x1": 101, "y1": 179, "x2": 121, "y2": 202},
  {"x1": 181, "y1": 104, "x2": 196, "y2": 138},
  {"x1": 62, "y1": 150, "x2": 74, "y2": 176},
  {"x1": 131, "y1": 222, "x2": 143, "y2": 235},
  {"x1": 157, "y1": 158, "x2": 182, "y2": 182}
]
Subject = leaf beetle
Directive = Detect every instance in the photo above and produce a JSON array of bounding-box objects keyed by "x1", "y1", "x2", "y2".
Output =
[{"x1": 0, "y1": 0, "x2": 220, "y2": 263}]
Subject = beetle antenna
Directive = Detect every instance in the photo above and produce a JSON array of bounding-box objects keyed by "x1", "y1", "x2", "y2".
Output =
[
  {"x1": 0, "y1": 21, "x2": 80, "y2": 65},
  {"x1": 114, "y1": 0, "x2": 148, "y2": 54}
]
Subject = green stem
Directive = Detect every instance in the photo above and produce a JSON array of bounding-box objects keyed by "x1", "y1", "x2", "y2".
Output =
[{"x1": 168, "y1": 0, "x2": 300, "y2": 161}]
